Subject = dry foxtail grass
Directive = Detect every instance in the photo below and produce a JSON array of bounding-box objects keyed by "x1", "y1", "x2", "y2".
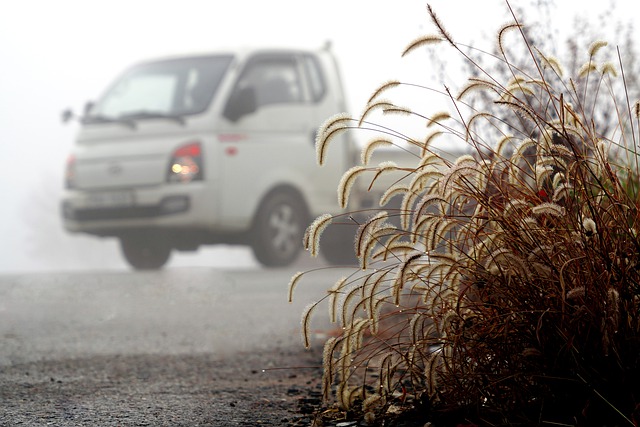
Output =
[{"x1": 290, "y1": 2, "x2": 640, "y2": 425}]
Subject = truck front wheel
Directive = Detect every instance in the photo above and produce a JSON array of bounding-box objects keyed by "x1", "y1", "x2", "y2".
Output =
[
  {"x1": 120, "y1": 235, "x2": 172, "y2": 270},
  {"x1": 252, "y1": 192, "x2": 306, "y2": 267}
]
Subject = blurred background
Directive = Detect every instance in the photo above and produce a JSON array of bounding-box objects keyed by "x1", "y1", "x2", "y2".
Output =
[{"x1": 0, "y1": 0, "x2": 629, "y2": 273}]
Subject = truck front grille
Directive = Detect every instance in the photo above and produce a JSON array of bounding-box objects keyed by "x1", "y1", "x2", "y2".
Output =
[{"x1": 72, "y1": 206, "x2": 163, "y2": 221}]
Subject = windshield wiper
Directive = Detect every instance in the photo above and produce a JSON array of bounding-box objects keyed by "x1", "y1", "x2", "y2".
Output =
[
  {"x1": 120, "y1": 111, "x2": 186, "y2": 126},
  {"x1": 82, "y1": 114, "x2": 137, "y2": 129}
]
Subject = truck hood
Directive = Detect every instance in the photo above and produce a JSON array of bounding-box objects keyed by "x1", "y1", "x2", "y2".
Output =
[{"x1": 72, "y1": 123, "x2": 201, "y2": 190}]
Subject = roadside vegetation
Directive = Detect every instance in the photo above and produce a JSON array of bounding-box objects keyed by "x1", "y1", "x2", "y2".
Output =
[{"x1": 290, "y1": 1, "x2": 640, "y2": 425}]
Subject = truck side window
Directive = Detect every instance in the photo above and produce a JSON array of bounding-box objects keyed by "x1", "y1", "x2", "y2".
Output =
[
  {"x1": 302, "y1": 55, "x2": 326, "y2": 102},
  {"x1": 235, "y1": 56, "x2": 302, "y2": 108}
]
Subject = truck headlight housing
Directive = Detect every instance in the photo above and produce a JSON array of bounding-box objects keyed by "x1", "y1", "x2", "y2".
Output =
[{"x1": 167, "y1": 142, "x2": 203, "y2": 183}]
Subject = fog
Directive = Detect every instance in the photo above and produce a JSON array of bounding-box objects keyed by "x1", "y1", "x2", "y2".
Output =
[{"x1": 0, "y1": 0, "x2": 631, "y2": 273}]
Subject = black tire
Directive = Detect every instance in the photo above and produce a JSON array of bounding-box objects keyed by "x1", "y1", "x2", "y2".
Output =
[
  {"x1": 320, "y1": 221, "x2": 358, "y2": 266},
  {"x1": 120, "y1": 235, "x2": 172, "y2": 270},
  {"x1": 251, "y1": 191, "x2": 306, "y2": 267}
]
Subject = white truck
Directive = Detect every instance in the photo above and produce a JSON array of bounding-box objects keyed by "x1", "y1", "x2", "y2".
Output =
[
  {"x1": 61, "y1": 45, "x2": 461, "y2": 269},
  {"x1": 61, "y1": 45, "x2": 369, "y2": 269}
]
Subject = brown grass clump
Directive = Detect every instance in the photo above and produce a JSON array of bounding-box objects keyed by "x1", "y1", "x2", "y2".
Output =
[{"x1": 290, "y1": 2, "x2": 640, "y2": 425}]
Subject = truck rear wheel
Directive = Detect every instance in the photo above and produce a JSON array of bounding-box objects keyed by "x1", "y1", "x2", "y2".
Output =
[
  {"x1": 320, "y1": 221, "x2": 359, "y2": 266},
  {"x1": 120, "y1": 235, "x2": 172, "y2": 270},
  {"x1": 252, "y1": 192, "x2": 306, "y2": 267}
]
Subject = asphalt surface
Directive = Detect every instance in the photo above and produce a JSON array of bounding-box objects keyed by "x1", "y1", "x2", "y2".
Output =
[{"x1": 0, "y1": 257, "x2": 344, "y2": 426}]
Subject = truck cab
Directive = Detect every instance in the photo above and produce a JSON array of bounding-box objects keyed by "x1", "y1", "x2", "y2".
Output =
[{"x1": 62, "y1": 46, "x2": 353, "y2": 269}]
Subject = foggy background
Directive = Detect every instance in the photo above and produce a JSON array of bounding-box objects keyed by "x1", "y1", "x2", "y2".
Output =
[{"x1": 0, "y1": 0, "x2": 630, "y2": 273}]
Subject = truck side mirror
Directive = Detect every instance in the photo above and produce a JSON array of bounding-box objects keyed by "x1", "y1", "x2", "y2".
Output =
[
  {"x1": 61, "y1": 108, "x2": 74, "y2": 124},
  {"x1": 61, "y1": 101, "x2": 95, "y2": 124},
  {"x1": 224, "y1": 86, "x2": 257, "y2": 122}
]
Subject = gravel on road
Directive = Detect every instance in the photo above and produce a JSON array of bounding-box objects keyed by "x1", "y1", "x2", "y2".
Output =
[{"x1": 0, "y1": 346, "x2": 325, "y2": 426}]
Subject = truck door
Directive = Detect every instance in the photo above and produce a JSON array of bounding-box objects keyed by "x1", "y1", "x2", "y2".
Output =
[{"x1": 217, "y1": 52, "x2": 345, "y2": 228}]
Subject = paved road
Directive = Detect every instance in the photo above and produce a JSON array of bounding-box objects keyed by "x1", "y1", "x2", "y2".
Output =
[
  {"x1": 0, "y1": 257, "x2": 342, "y2": 366},
  {"x1": 0, "y1": 257, "x2": 353, "y2": 425}
]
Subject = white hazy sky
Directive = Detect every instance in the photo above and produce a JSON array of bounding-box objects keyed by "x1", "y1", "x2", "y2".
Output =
[{"x1": 0, "y1": 0, "x2": 635, "y2": 273}]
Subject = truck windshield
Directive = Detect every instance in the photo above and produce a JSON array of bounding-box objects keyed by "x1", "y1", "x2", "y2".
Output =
[{"x1": 85, "y1": 55, "x2": 233, "y2": 123}]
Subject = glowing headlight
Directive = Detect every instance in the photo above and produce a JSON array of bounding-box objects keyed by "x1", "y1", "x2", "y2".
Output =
[{"x1": 167, "y1": 142, "x2": 203, "y2": 183}]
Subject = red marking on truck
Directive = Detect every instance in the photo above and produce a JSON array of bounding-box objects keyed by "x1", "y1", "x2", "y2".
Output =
[{"x1": 217, "y1": 134, "x2": 247, "y2": 142}]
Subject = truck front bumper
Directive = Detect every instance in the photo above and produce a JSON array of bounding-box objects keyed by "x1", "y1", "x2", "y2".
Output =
[{"x1": 61, "y1": 183, "x2": 219, "y2": 235}]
